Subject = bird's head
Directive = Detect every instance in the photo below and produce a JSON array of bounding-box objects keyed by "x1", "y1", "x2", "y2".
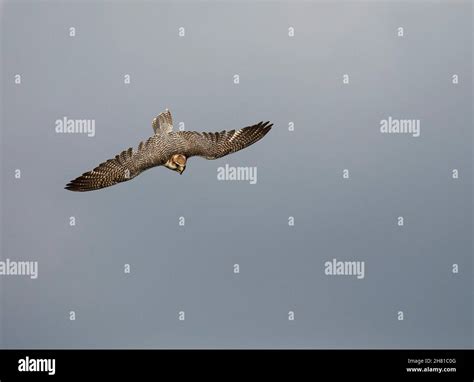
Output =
[{"x1": 166, "y1": 154, "x2": 187, "y2": 174}]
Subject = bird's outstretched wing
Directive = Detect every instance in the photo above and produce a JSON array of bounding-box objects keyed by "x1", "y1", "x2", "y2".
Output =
[
  {"x1": 178, "y1": 121, "x2": 272, "y2": 159},
  {"x1": 65, "y1": 137, "x2": 159, "y2": 192}
]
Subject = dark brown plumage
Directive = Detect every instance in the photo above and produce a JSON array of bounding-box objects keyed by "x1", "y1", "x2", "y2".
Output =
[{"x1": 65, "y1": 110, "x2": 272, "y2": 192}]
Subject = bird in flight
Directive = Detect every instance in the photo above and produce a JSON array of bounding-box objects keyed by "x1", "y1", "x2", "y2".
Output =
[{"x1": 65, "y1": 109, "x2": 273, "y2": 192}]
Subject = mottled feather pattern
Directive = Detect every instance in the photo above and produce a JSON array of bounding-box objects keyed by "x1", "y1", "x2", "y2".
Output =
[
  {"x1": 65, "y1": 135, "x2": 166, "y2": 192},
  {"x1": 158, "y1": 109, "x2": 173, "y2": 128},
  {"x1": 65, "y1": 146, "x2": 136, "y2": 191},
  {"x1": 152, "y1": 109, "x2": 173, "y2": 133},
  {"x1": 66, "y1": 112, "x2": 272, "y2": 192},
  {"x1": 178, "y1": 121, "x2": 273, "y2": 159}
]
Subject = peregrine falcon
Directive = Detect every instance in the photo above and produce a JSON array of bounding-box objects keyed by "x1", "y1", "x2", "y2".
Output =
[{"x1": 65, "y1": 109, "x2": 273, "y2": 192}]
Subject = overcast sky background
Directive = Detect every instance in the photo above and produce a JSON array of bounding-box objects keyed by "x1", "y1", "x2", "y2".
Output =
[{"x1": 0, "y1": 0, "x2": 472, "y2": 348}]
